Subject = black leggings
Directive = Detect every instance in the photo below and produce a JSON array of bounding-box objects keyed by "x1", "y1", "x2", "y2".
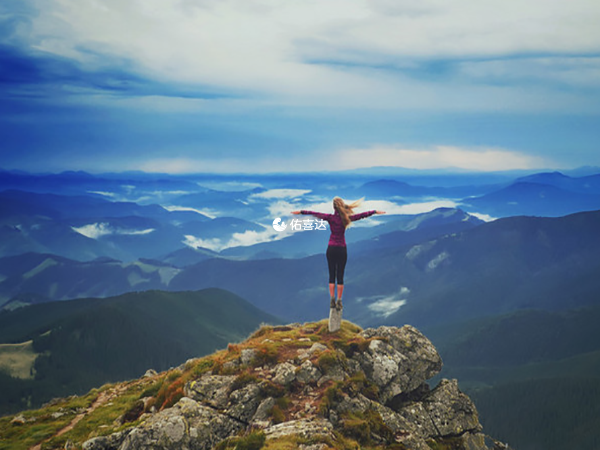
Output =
[{"x1": 326, "y1": 245, "x2": 348, "y2": 285}]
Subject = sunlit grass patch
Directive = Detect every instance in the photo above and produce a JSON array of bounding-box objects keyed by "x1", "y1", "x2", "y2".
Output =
[
  {"x1": 0, "y1": 389, "x2": 98, "y2": 450},
  {"x1": 43, "y1": 380, "x2": 153, "y2": 447},
  {"x1": 0, "y1": 340, "x2": 40, "y2": 380}
]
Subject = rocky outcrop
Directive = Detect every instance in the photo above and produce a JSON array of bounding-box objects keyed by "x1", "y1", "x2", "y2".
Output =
[
  {"x1": 82, "y1": 322, "x2": 512, "y2": 450},
  {"x1": 84, "y1": 397, "x2": 244, "y2": 450}
]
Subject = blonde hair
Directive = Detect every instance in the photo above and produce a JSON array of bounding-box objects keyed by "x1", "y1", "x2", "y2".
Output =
[{"x1": 333, "y1": 197, "x2": 364, "y2": 228}]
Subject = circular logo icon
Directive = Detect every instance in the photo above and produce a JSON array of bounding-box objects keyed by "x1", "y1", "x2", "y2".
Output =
[{"x1": 272, "y1": 218, "x2": 287, "y2": 232}]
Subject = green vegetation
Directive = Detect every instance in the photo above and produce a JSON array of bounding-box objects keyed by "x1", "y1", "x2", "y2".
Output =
[
  {"x1": 339, "y1": 409, "x2": 393, "y2": 445},
  {"x1": 0, "y1": 288, "x2": 278, "y2": 416},
  {"x1": 426, "y1": 437, "x2": 463, "y2": 450},
  {"x1": 0, "y1": 388, "x2": 98, "y2": 450},
  {"x1": 469, "y1": 378, "x2": 600, "y2": 450},
  {"x1": 0, "y1": 320, "x2": 380, "y2": 450},
  {"x1": 424, "y1": 304, "x2": 600, "y2": 450},
  {"x1": 215, "y1": 430, "x2": 266, "y2": 450}
]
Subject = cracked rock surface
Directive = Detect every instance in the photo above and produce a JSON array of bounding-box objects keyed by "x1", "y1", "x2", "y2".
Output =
[{"x1": 82, "y1": 323, "x2": 512, "y2": 450}]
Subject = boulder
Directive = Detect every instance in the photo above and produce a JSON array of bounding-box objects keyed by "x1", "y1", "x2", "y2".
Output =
[
  {"x1": 240, "y1": 348, "x2": 257, "y2": 366},
  {"x1": 296, "y1": 360, "x2": 321, "y2": 384},
  {"x1": 264, "y1": 418, "x2": 334, "y2": 441},
  {"x1": 422, "y1": 379, "x2": 481, "y2": 437},
  {"x1": 226, "y1": 382, "x2": 262, "y2": 423},
  {"x1": 184, "y1": 375, "x2": 236, "y2": 409},
  {"x1": 252, "y1": 397, "x2": 276, "y2": 423},
  {"x1": 355, "y1": 325, "x2": 442, "y2": 403},
  {"x1": 272, "y1": 362, "x2": 297, "y2": 385},
  {"x1": 297, "y1": 342, "x2": 328, "y2": 360},
  {"x1": 84, "y1": 397, "x2": 243, "y2": 450}
]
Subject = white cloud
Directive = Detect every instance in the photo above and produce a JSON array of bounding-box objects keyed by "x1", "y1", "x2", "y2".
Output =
[
  {"x1": 266, "y1": 200, "x2": 301, "y2": 221},
  {"x1": 183, "y1": 225, "x2": 290, "y2": 251},
  {"x1": 467, "y1": 212, "x2": 497, "y2": 222},
  {"x1": 27, "y1": 0, "x2": 600, "y2": 111},
  {"x1": 332, "y1": 145, "x2": 551, "y2": 172},
  {"x1": 358, "y1": 287, "x2": 410, "y2": 318},
  {"x1": 87, "y1": 190, "x2": 117, "y2": 198},
  {"x1": 250, "y1": 189, "x2": 311, "y2": 200},
  {"x1": 72, "y1": 223, "x2": 155, "y2": 239},
  {"x1": 458, "y1": 57, "x2": 600, "y2": 89},
  {"x1": 163, "y1": 205, "x2": 217, "y2": 218},
  {"x1": 183, "y1": 235, "x2": 223, "y2": 252},
  {"x1": 133, "y1": 143, "x2": 556, "y2": 174}
]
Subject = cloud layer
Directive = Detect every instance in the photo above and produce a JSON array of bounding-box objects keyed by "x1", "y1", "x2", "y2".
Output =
[
  {"x1": 1, "y1": 0, "x2": 599, "y2": 173},
  {"x1": 9, "y1": 0, "x2": 599, "y2": 111}
]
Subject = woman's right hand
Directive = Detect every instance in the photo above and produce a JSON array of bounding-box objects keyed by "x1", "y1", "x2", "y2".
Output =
[{"x1": 375, "y1": 210, "x2": 386, "y2": 214}]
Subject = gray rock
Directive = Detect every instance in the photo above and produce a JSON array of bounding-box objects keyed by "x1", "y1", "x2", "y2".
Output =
[
  {"x1": 265, "y1": 418, "x2": 334, "y2": 440},
  {"x1": 423, "y1": 379, "x2": 481, "y2": 437},
  {"x1": 295, "y1": 360, "x2": 321, "y2": 384},
  {"x1": 396, "y1": 379, "x2": 481, "y2": 443},
  {"x1": 143, "y1": 369, "x2": 157, "y2": 378},
  {"x1": 116, "y1": 397, "x2": 243, "y2": 450},
  {"x1": 334, "y1": 393, "x2": 371, "y2": 416},
  {"x1": 80, "y1": 325, "x2": 510, "y2": 450},
  {"x1": 298, "y1": 342, "x2": 328, "y2": 360},
  {"x1": 222, "y1": 359, "x2": 240, "y2": 372},
  {"x1": 83, "y1": 431, "x2": 127, "y2": 450},
  {"x1": 252, "y1": 397, "x2": 276, "y2": 423},
  {"x1": 184, "y1": 375, "x2": 236, "y2": 409},
  {"x1": 240, "y1": 348, "x2": 257, "y2": 366},
  {"x1": 299, "y1": 445, "x2": 328, "y2": 450},
  {"x1": 272, "y1": 362, "x2": 297, "y2": 385},
  {"x1": 226, "y1": 382, "x2": 262, "y2": 423},
  {"x1": 10, "y1": 414, "x2": 28, "y2": 425},
  {"x1": 362, "y1": 325, "x2": 442, "y2": 380},
  {"x1": 355, "y1": 325, "x2": 442, "y2": 403},
  {"x1": 394, "y1": 400, "x2": 438, "y2": 439}
]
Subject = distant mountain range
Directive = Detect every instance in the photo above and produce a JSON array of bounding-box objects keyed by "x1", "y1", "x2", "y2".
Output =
[
  {"x1": 460, "y1": 181, "x2": 600, "y2": 217},
  {"x1": 3, "y1": 208, "x2": 600, "y2": 330},
  {"x1": 0, "y1": 207, "x2": 484, "y2": 312},
  {"x1": 0, "y1": 288, "x2": 279, "y2": 415},
  {"x1": 2, "y1": 168, "x2": 600, "y2": 449},
  {"x1": 168, "y1": 209, "x2": 600, "y2": 327}
]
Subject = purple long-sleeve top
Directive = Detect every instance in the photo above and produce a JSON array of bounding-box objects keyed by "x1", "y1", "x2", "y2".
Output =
[{"x1": 300, "y1": 209, "x2": 377, "y2": 247}]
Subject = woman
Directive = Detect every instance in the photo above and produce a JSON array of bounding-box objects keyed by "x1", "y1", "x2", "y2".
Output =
[{"x1": 292, "y1": 197, "x2": 385, "y2": 310}]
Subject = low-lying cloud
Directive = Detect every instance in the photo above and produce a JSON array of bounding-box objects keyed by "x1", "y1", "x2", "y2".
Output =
[
  {"x1": 249, "y1": 189, "x2": 311, "y2": 200},
  {"x1": 163, "y1": 205, "x2": 218, "y2": 219},
  {"x1": 72, "y1": 223, "x2": 155, "y2": 239},
  {"x1": 357, "y1": 287, "x2": 410, "y2": 318},
  {"x1": 184, "y1": 226, "x2": 288, "y2": 252}
]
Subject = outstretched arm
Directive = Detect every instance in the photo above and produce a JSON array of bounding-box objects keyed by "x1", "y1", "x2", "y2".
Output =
[
  {"x1": 349, "y1": 210, "x2": 385, "y2": 221},
  {"x1": 291, "y1": 210, "x2": 331, "y2": 220}
]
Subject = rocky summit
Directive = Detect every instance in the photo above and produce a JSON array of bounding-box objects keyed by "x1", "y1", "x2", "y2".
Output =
[{"x1": 0, "y1": 321, "x2": 513, "y2": 450}]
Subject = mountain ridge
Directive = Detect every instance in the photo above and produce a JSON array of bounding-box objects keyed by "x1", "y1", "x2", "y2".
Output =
[{"x1": 0, "y1": 321, "x2": 512, "y2": 450}]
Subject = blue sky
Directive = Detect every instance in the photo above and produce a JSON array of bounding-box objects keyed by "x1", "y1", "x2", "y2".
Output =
[{"x1": 1, "y1": 0, "x2": 599, "y2": 174}]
